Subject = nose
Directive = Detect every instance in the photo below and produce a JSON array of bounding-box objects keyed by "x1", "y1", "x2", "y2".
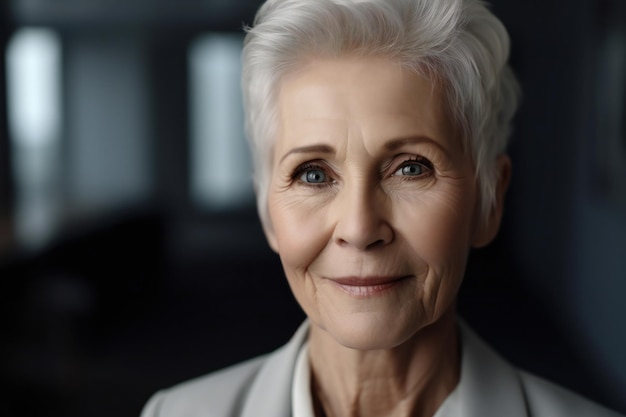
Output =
[{"x1": 332, "y1": 183, "x2": 394, "y2": 250}]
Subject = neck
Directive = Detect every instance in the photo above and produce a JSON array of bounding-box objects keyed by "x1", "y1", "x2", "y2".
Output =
[{"x1": 308, "y1": 309, "x2": 460, "y2": 417}]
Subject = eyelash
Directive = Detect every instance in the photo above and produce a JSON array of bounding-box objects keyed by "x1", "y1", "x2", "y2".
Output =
[
  {"x1": 392, "y1": 156, "x2": 434, "y2": 179},
  {"x1": 291, "y1": 161, "x2": 335, "y2": 188},
  {"x1": 291, "y1": 155, "x2": 434, "y2": 187}
]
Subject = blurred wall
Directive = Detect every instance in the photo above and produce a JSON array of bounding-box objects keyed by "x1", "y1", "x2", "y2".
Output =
[{"x1": 496, "y1": 0, "x2": 626, "y2": 407}]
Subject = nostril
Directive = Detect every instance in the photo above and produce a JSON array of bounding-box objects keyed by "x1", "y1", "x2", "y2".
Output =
[
  {"x1": 366, "y1": 239, "x2": 387, "y2": 249},
  {"x1": 333, "y1": 205, "x2": 394, "y2": 249},
  {"x1": 337, "y1": 238, "x2": 350, "y2": 247}
]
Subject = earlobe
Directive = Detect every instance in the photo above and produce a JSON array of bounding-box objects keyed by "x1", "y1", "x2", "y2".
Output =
[
  {"x1": 472, "y1": 154, "x2": 511, "y2": 248},
  {"x1": 263, "y1": 220, "x2": 280, "y2": 254}
]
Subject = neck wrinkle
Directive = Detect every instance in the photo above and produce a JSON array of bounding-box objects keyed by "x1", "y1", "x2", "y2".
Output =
[{"x1": 308, "y1": 309, "x2": 460, "y2": 417}]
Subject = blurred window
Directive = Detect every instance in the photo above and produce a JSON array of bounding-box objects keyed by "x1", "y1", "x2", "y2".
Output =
[
  {"x1": 6, "y1": 28, "x2": 62, "y2": 249},
  {"x1": 189, "y1": 33, "x2": 253, "y2": 210}
]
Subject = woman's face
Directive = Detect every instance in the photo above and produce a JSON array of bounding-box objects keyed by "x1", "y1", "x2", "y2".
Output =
[{"x1": 266, "y1": 57, "x2": 500, "y2": 350}]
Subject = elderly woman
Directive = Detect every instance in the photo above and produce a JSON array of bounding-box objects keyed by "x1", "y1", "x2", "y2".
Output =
[{"x1": 141, "y1": 0, "x2": 624, "y2": 416}]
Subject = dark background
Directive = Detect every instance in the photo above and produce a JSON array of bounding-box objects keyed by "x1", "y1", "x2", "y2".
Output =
[{"x1": 1, "y1": 0, "x2": 625, "y2": 416}]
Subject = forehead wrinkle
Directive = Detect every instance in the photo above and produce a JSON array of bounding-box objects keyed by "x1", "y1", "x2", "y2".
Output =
[
  {"x1": 384, "y1": 135, "x2": 451, "y2": 159},
  {"x1": 276, "y1": 56, "x2": 456, "y2": 172}
]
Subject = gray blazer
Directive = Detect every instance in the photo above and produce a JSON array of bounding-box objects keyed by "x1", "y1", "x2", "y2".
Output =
[{"x1": 141, "y1": 321, "x2": 623, "y2": 417}]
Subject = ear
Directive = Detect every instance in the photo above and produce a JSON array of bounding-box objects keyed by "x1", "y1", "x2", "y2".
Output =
[
  {"x1": 262, "y1": 218, "x2": 280, "y2": 254},
  {"x1": 256, "y1": 178, "x2": 279, "y2": 253},
  {"x1": 472, "y1": 154, "x2": 511, "y2": 248}
]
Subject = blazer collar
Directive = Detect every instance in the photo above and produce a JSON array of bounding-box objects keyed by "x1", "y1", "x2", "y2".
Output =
[
  {"x1": 240, "y1": 321, "x2": 309, "y2": 417},
  {"x1": 240, "y1": 320, "x2": 529, "y2": 417},
  {"x1": 456, "y1": 321, "x2": 529, "y2": 417}
]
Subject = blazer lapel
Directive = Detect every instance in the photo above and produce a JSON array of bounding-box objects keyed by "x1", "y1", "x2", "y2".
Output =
[
  {"x1": 238, "y1": 320, "x2": 529, "y2": 417},
  {"x1": 457, "y1": 322, "x2": 529, "y2": 417},
  {"x1": 240, "y1": 322, "x2": 310, "y2": 417}
]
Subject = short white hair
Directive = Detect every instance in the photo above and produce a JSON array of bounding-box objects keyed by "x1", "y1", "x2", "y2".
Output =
[{"x1": 242, "y1": 0, "x2": 520, "y2": 230}]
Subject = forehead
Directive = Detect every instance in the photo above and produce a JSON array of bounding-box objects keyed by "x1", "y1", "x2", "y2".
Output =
[{"x1": 276, "y1": 56, "x2": 456, "y2": 150}]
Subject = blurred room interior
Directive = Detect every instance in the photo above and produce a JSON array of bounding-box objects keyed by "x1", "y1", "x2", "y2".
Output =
[{"x1": 0, "y1": 0, "x2": 625, "y2": 416}]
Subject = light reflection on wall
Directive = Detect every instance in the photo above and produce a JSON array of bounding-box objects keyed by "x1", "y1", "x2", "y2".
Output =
[
  {"x1": 6, "y1": 28, "x2": 62, "y2": 249},
  {"x1": 189, "y1": 34, "x2": 253, "y2": 210}
]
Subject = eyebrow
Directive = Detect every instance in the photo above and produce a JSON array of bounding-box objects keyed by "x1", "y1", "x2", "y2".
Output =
[
  {"x1": 384, "y1": 135, "x2": 449, "y2": 156},
  {"x1": 279, "y1": 144, "x2": 335, "y2": 163},
  {"x1": 278, "y1": 135, "x2": 449, "y2": 164}
]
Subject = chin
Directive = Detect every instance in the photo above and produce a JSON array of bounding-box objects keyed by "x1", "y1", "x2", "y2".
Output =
[{"x1": 318, "y1": 311, "x2": 426, "y2": 351}]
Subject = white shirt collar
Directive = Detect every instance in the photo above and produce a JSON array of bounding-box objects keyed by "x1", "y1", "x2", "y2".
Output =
[{"x1": 292, "y1": 341, "x2": 316, "y2": 417}]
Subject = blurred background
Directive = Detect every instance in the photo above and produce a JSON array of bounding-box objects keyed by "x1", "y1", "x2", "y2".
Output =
[{"x1": 0, "y1": 0, "x2": 624, "y2": 416}]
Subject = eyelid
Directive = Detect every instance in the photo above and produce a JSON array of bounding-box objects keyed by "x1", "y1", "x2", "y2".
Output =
[
  {"x1": 289, "y1": 155, "x2": 433, "y2": 184},
  {"x1": 291, "y1": 160, "x2": 336, "y2": 185},
  {"x1": 390, "y1": 155, "x2": 434, "y2": 177},
  {"x1": 292, "y1": 160, "x2": 325, "y2": 178},
  {"x1": 395, "y1": 154, "x2": 433, "y2": 167}
]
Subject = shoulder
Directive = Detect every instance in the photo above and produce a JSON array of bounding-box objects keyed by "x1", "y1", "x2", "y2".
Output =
[
  {"x1": 140, "y1": 355, "x2": 267, "y2": 417},
  {"x1": 518, "y1": 371, "x2": 624, "y2": 417},
  {"x1": 457, "y1": 320, "x2": 624, "y2": 417},
  {"x1": 139, "y1": 321, "x2": 310, "y2": 417}
]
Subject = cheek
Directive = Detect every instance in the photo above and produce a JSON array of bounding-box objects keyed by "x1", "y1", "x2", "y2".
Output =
[
  {"x1": 268, "y1": 191, "x2": 331, "y2": 273},
  {"x1": 396, "y1": 185, "x2": 476, "y2": 295},
  {"x1": 268, "y1": 191, "x2": 333, "y2": 323},
  {"x1": 426, "y1": 194, "x2": 474, "y2": 261}
]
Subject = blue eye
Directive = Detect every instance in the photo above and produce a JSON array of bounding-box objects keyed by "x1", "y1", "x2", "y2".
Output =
[
  {"x1": 300, "y1": 168, "x2": 328, "y2": 184},
  {"x1": 398, "y1": 163, "x2": 424, "y2": 176},
  {"x1": 394, "y1": 161, "x2": 429, "y2": 177}
]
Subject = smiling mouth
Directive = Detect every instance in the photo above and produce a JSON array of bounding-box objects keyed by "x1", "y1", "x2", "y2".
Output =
[{"x1": 328, "y1": 276, "x2": 412, "y2": 297}]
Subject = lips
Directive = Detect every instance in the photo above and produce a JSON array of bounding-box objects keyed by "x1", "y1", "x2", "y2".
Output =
[
  {"x1": 327, "y1": 275, "x2": 411, "y2": 297},
  {"x1": 331, "y1": 276, "x2": 408, "y2": 286}
]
